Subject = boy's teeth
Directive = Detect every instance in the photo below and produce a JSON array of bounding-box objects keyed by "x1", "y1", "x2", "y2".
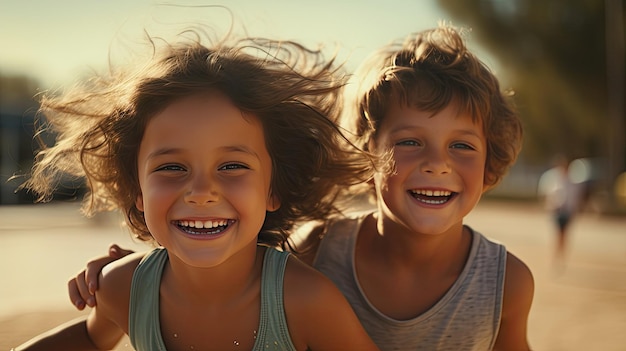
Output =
[{"x1": 412, "y1": 190, "x2": 451, "y2": 196}]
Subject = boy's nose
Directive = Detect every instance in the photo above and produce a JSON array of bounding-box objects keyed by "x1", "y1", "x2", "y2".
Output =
[{"x1": 420, "y1": 150, "x2": 451, "y2": 175}]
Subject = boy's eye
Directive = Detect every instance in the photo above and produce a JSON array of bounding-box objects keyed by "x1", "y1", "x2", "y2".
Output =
[{"x1": 451, "y1": 142, "x2": 475, "y2": 150}]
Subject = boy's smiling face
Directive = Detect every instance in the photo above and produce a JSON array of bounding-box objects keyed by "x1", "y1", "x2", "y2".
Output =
[
  {"x1": 135, "y1": 92, "x2": 279, "y2": 268},
  {"x1": 371, "y1": 101, "x2": 487, "y2": 236}
]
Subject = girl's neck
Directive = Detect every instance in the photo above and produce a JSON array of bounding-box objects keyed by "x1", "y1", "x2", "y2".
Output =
[{"x1": 162, "y1": 243, "x2": 264, "y2": 306}]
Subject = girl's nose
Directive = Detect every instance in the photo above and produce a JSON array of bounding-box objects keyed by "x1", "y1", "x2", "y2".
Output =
[{"x1": 184, "y1": 175, "x2": 219, "y2": 205}]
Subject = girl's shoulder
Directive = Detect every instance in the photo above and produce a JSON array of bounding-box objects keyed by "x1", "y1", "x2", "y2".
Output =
[
  {"x1": 282, "y1": 252, "x2": 350, "y2": 318},
  {"x1": 281, "y1": 253, "x2": 380, "y2": 351}
]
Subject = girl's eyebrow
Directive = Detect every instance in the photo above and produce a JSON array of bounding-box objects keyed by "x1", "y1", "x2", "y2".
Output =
[
  {"x1": 146, "y1": 145, "x2": 261, "y2": 160},
  {"x1": 220, "y1": 145, "x2": 262, "y2": 160},
  {"x1": 146, "y1": 147, "x2": 183, "y2": 160}
]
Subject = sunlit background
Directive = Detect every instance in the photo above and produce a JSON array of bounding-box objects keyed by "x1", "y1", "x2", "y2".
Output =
[
  {"x1": 1, "y1": 0, "x2": 624, "y2": 209},
  {"x1": 1, "y1": 1, "x2": 625, "y2": 350}
]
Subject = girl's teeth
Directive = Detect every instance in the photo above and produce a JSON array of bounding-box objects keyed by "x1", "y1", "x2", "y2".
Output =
[{"x1": 181, "y1": 220, "x2": 226, "y2": 228}]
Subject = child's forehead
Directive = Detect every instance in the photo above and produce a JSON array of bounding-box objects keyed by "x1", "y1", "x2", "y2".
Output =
[
  {"x1": 383, "y1": 75, "x2": 485, "y2": 123},
  {"x1": 144, "y1": 92, "x2": 265, "y2": 138},
  {"x1": 386, "y1": 97, "x2": 481, "y2": 124}
]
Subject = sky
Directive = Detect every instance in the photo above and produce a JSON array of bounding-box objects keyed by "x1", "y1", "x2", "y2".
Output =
[{"x1": 0, "y1": 0, "x2": 491, "y2": 90}]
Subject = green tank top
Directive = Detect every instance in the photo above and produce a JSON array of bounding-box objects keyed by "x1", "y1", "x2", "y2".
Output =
[{"x1": 128, "y1": 247, "x2": 297, "y2": 351}]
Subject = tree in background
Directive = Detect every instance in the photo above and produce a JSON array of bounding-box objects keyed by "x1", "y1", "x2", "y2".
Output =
[
  {"x1": 438, "y1": 0, "x2": 625, "y2": 209},
  {"x1": 0, "y1": 73, "x2": 40, "y2": 204}
]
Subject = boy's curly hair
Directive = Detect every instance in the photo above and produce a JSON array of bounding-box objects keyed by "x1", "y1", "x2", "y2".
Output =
[
  {"x1": 22, "y1": 32, "x2": 376, "y2": 248},
  {"x1": 346, "y1": 23, "x2": 523, "y2": 188}
]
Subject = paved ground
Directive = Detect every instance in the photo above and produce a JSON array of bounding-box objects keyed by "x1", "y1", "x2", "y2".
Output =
[{"x1": 1, "y1": 199, "x2": 625, "y2": 350}]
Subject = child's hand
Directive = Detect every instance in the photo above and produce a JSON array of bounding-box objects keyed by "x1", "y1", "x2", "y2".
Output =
[{"x1": 67, "y1": 244, "x2": 134, "y2": 310}]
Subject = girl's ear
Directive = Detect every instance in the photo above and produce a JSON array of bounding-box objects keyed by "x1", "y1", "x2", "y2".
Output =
[
  {"x1": 266, "y1": 193, "x2": 281, "y2": 212},
  {"x1": 135, "y1": 193, "x2": 145, "y2": 212},
  {"x1": 367, "y1": 138, "x2": 377, "y2": 154}
]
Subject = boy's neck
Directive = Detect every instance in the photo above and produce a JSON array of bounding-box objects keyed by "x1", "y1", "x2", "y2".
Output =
[{"x1": 362, "y1": 212, "x2": 471, "y2": 270}]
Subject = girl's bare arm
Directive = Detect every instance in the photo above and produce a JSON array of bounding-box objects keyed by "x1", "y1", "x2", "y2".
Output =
[
  {"x1": 17, "y1": 253, "x2": 140, "y2": 350},
  {"x1": 13, "y1": 316, "x2": 100, "y2": 351},
  {"x1": 14, "y1": 287, "x2": 125, "y2": 350}
]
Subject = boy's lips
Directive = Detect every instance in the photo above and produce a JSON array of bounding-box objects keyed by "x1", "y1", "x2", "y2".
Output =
[
  {"x1": 174, "y1": 219, "x2": 236, "y2": 235},
  {"x1": 408, "y1": 189, "x2": 457, "y2": 205}
]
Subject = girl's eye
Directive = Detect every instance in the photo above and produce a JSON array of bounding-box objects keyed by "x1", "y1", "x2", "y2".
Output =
[
  {"x1": 156, "y1": 164, "x2": 185, "y2": 172},
  {"x1": 451, "y1": 142, "x2": 475, "y2": 150},
  {"x1": 395, "y1": 139, "x2": 420, "y2": 147},
  {"x1": 219, "y1": 163, "x2": 249, "y2": 171}
]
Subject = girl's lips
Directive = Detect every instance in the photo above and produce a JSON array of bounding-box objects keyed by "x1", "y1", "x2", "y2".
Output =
[
  {"x1": 174, "y1": 219, "x2": 236, "y2": 236},
  {"x1": 177, "y1": 219, "x2": 231, "y2": 229}
]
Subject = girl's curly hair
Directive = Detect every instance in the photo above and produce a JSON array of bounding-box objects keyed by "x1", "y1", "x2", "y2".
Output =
[{"x1": 22, "y1": 32, "x2": 378, "y2": 249}]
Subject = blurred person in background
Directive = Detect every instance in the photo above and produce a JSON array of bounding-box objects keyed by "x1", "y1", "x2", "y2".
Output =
[{"x1": 538, "y1": 154, "x2": 586, "y2": 268}]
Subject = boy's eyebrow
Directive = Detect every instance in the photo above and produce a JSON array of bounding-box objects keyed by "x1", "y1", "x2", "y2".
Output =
[
  {"x1": 452, "y1": 129, "x2": 484, "y2": 139},
  {"x1": 390, "y1": 125, "x2": 483, "y2": 137}
]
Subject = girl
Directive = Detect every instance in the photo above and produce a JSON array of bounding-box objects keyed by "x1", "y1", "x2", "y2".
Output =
[{"x1": 14, "y1": 33, "x2": 380, "y2": 351}]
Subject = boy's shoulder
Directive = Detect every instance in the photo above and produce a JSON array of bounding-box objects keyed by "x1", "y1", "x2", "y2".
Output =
[
  {"x1": 290, "y1": 212, "x2": 369, "y2": 265},
  {"x1": 99, "y1": 250, "x2": 147, "y2": 289},
  {"x1": 95, "y1": 250, "x2": 146, "y2": 329},
  {"x1": 494, "y1": 251, "x2": 534, "y2": 348},
  {"x1": 464, "y1": 228, "x2": 533, "y2": 299},
  {"x1": 503, "y1": 251, "x2": 534, "y2": 299}
]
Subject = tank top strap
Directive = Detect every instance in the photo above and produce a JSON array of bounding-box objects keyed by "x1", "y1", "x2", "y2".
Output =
[
  {"x1": 254, "y1": 247, "x2": 297, "y2": 351},
  {"x1": 129, "y1": 247, "x2": 169, "y2": 350}
]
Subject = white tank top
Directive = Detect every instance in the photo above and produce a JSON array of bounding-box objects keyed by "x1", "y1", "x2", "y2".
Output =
[{"x1": 313, "y1": 213, "x2": 506, "y2": 351}]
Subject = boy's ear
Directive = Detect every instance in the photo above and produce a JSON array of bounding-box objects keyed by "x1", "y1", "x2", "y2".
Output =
[
  {"x1": 482, "y1": 184, "x2": 493, "y2": 194},
  {"x1": 267, "y1": 193, "x2": 281, "y2": 212},
  {"x1": 482, "y1": 176, "x2": 496, "y2": 194},
  {"x1": 135, "y1": 193, "x2": 145, "y2": 212}
]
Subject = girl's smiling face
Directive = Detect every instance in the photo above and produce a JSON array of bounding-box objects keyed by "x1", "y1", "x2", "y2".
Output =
[
  {"x1": 135, "y1": 92, "x2": 278, "y2": 268},
  {"x1": 371, "y1": 101, "x2": 487, "y2": 237}
]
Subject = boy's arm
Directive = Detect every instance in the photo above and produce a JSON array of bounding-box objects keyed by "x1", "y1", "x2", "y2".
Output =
[
  {"x1": 493, "y1": 252, "x2": 535, "y2": 351},
  {"x1": 68, "y1": 244, "x2": 139, "y2": 310},
  {"x1": 284, "y1": 257, "x2": 380, "y2": 351}
]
